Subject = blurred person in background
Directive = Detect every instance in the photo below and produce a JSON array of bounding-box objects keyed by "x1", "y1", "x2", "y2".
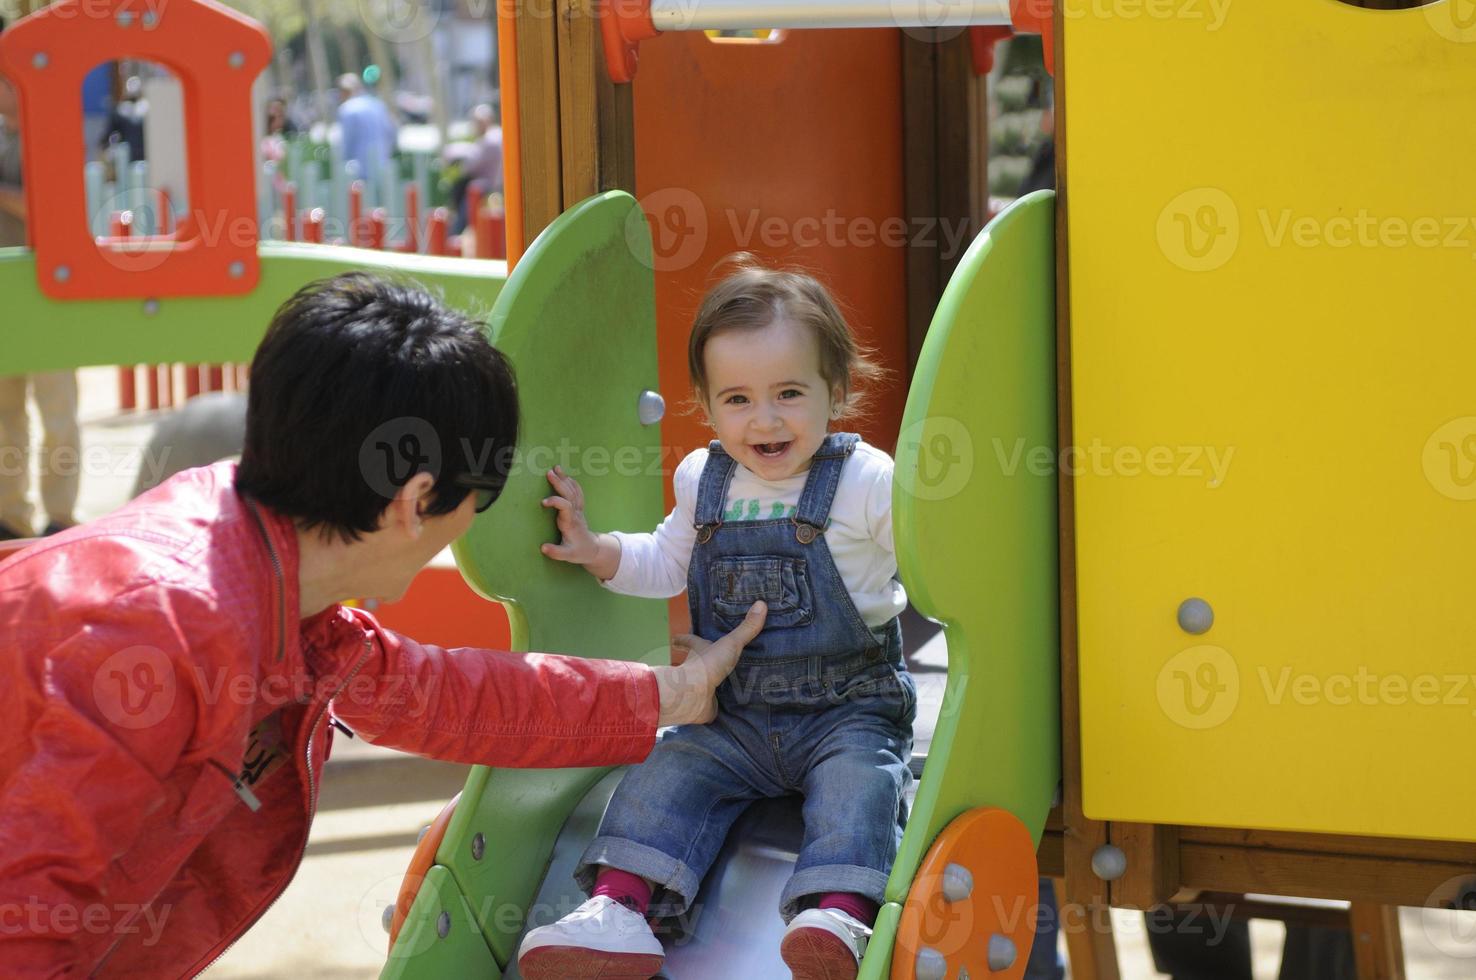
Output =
[
  {"x1": 0, "y1": 18, "x2": 80, "y2": 540},
  {"x1": 99, "y1": 72, "x2": 148, "y2": 164},
  {"x1": 336, "y1": 70, "x2": 397, "y2": 197},
  {"x1": 448, "y1": 100, "x2": 503, "y2": 234}
]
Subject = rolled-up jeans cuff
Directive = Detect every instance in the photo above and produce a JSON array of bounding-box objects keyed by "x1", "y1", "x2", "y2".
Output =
[
  {"x1": 575, "y1": 837, "x2": 703, "y2": 919},
  {"x1": 780, "y1": 865, "x2": 892, "y2": 922}
]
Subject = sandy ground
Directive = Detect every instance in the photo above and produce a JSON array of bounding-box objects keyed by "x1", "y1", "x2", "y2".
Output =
[{"x1": 25, "y1": 367, "x2": 1472, "y2": 977}]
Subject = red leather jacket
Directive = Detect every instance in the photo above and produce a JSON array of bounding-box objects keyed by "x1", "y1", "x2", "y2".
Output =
[{"x1": 0, "y1": 463, "x2": 659, "y2": 977}]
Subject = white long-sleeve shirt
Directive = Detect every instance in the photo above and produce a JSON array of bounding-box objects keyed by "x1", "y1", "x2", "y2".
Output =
[{"x1": 604, "y1": 443, "x2": 907, "y2": 628}]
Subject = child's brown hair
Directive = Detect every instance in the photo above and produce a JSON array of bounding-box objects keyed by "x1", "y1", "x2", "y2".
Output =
[{"x1": 688, "y1": 255, "x2": 883, "y2": 419}]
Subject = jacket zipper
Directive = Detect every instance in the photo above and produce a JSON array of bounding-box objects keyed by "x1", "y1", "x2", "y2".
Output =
[{"x1": 196, "y1": 637, "x2": 374, "y2": 976}]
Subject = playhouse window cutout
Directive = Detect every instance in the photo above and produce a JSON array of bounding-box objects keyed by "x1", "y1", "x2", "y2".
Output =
[
  {"x1": 705, "y1": 29, "x2": 786, "y2": 44},
  {"x1": 84, "y1": 60, "x2": 191, "y2": 251}
]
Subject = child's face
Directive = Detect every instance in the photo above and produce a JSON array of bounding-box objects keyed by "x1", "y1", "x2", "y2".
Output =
[{"x1": 702, "y1": 318, "x2": 840, "y2": 482}]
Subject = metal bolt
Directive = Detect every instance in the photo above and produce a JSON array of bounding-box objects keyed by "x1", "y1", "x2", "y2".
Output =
[
  {"x1": 941, "y1": 863, "x2": 974, "y2": 903},
  {"x1": 471, "y1": 832, "x2": 485, "y2": 861},
  {"x1": 53, "y1": 265, "x2": 70, "y2": 282},
  {"x1": 228, "y1": 51, "x2": 245, "y2": 69},
  {"x1": 142, "y1": 11, "x2": 157, "y2": 27},
  {"x1": 116, "y1": 10, "x2": 134, "y2": 26},
  {"x1": 142, "y1": 298, "x2": 160, "y2": 316},
  {"x1": 916, "y1": 946, "x2": 947, "y2": 980},
  {"x1": 31, "y1": 52, "x2": 48, "y2": 69},
  {"x1": 987, "y1": 933, "x2": 1017, "y2": 971},
  {"x1": 637, "y1": 389, "x2": 666, "y2": 425},
  {"x1": 1051, "y1": 780, "x2": 1063, "y2": 808},
  {"x1": 1177, "y1": 597, "x2": 1214, "y2": 634},
  {"x1": 381, "y1": 904, "x2": 394, "y2": 933},
  {"x1": 1456, "y1": 879, "x2": 1476, "y2": 911},
  {"x1": 436, "y1": 911, "x2": 451, "y2": 939},
  {"x1": 227, "y1": 260, "x2": 245, "y2": 278},
  {"x1": 1092, "y1": 843, "x2": 1128, "y2": 881},
  {"x1": 417, "y1": 825, "x2": 430, "y2": 843}
]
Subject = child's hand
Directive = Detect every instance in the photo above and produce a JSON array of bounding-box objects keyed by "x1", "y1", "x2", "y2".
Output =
[{"x1": 540, "y1": 466, "x2": 602, "y2": 565}]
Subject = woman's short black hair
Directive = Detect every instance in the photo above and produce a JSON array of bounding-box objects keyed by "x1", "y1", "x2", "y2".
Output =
[{"x1": 236, "y1": 272, "x2": 518, "y2": 541}]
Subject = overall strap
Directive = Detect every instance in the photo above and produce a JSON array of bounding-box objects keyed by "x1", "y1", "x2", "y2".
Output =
[
  {"x1": 791, "y1": 432, "x2": 859, "y2": 543},
  {"x1": 692, "y1": 441, "x2": 739, "y2": 543}
]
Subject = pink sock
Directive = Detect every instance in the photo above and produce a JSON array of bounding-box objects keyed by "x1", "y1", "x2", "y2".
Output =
[
  {"x1": 592, "y1": 868, "x2": 652, "y2": 916},
  {"x1": 818, "y1": 892, "x2": 878, "y2": 927}
]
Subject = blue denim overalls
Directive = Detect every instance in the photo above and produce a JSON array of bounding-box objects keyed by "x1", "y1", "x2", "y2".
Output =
[{"x1": 575, "y1": 432, "x2": 915, "y2": 921}]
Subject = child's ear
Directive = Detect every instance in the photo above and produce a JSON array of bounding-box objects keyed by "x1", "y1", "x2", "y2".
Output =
[{"x1": 830, "y1": 385, "x2": 846, "y2": 419}]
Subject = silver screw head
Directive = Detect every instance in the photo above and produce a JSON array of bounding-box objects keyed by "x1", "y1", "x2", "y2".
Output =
[
  {"x1": 941, "y1": 862, "x2": 974, "y2": 903},
  {"x1": 915, "y1": 947, "x2": 948, "y2": 980},
  {"x1": 1177, "y1": 597, "x2": 1214, "y2": 634},
  {"x1": 637, "y1": 389, "x2": 665, "y2": 426},
  {"x1": 471, "y1": 832, "x2": 485, "y2": 861},
  {"x1": 228, "y1": 260, "x2": 245, "y2": 278},
  {"x1": 53, "y1": 265, "x2": 71, "y2": 282},
  {"x1": 32, "y1": 52, "x2": 49, "y2": 69},
  {"x1": 435, "y1": 911, "x2": 451, "y2": 939},
  {"x1": 987, "y1": 933, "x2": 1018, "y2": 971},
  {"x1": 381, "y1": 904, "x2": 394, "y2": 933},
  {"x1": 228, "y1": 51, "x2": 245, "y2": 69},
  {"x1": 1092, "y1": 843, "x2": 1128, "y2": 881}
]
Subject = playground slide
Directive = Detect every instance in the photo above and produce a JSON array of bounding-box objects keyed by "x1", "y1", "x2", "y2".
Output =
[{"x1": 384, "y1": 189, "x2": 1060, "y2": 979}]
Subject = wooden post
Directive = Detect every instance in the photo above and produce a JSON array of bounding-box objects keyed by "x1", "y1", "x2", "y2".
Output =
[{"x1": 1349, "y1": 904, "x2": 1405, "y2": 980}]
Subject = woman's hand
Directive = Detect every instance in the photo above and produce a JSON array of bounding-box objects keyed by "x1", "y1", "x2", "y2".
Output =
[
  {"x1": 540, "y1": 466, "x2": 621, "y2": 580},
  {"x1": 655, "y1": 602, "x2": 767, "y2": 726}
]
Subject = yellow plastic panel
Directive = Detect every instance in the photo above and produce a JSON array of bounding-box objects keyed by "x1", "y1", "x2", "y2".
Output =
[{"x1": 1067, "y1": 1, "x2": 1476, "y2": 841}]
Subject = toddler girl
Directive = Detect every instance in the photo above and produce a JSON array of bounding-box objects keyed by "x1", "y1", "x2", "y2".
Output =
[{"x1": 518, "y1": 260, "x2": 913, "y2": 980}]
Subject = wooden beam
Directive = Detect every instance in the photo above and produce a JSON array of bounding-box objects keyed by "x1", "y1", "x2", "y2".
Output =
[
  {"x1": 933, "y1": 31, "x2": 973, "y2": 291},
  {"x1": 1178, "y1": 841, "x2": 1475, "y2": 908},
  {"x1": 514, "y1": 0, "x2": 563, "y2": 247},
  {"x1": 1349, "y1": 904, "x2": 1406, "y2": 980},
  {"x1": 900, "y1": 33, "x2": 940, "y2": 372},
  {"x1": 1179, "y1": 825, "x2": 1476, "y2": 865},
  {"x1": 556, "y1": 0, "x2": 600, "y2": 206},
  {"x1": 1110, "y1": 822, "x2": 1184, "y2": 909},
  {"x1": 595, "y1": 48, "x2": 636, "y2": 194}
]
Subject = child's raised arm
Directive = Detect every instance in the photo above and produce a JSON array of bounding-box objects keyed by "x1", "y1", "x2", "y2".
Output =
[{"x1": 541, "y1": 466, "x2": 623, "y2": 581}]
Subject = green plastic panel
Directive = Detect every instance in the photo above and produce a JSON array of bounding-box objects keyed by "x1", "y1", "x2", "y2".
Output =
[
  {"x1": 882, "y1": 191, "x2": 1061, "y2": 910},
  {"x1": 857, "y1": 902, "x2": 903, "y2": 980},
  {"x1": 0, "y1": 243, "x2": 507, "y2": 373},
  {"x1": 431, "y1": 191, "x2": 670, "y2": 970},
  {"x1": 380, "y1": 864, "x2": 500, "y2": 980},
  {"x1": 451, "y1": 190, "x2": 667, "y2": 658}
]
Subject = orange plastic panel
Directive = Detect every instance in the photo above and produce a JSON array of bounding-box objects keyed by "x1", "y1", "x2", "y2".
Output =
[
  {"x1": 1010, "y1": 0, "x2": 1054, "y2": 74},
  {"x1": 633, "y1": 29, "x2": 909, "y2": 457},
  {"x1": 632, "y1": 30, "x2": 909, "y2": 631},
  {"x1": 0, "y1": 0, "x2": 270, "y2": 300},
  {"x1": 387, "y1": 792, "x2": 460, "y2": 950},
  {"x1": 891, "y1": 807, "x2": 1038, "y2": 980}
]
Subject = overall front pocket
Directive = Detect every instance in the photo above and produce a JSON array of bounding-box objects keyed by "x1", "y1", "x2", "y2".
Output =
[{"x1": 709, "y1": 556, "x2": 814, "y2": 630}]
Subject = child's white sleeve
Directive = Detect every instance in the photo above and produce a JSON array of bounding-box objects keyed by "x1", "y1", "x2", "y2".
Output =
[
  {"x1": 602, "y1": 450, "x2": 704, "y2": 598},
  {"x1": 868, "y1": 455, "x2": 896, "y2": 557}
]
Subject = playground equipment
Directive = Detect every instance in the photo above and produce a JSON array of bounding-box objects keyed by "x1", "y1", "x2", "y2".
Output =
[{"x1": 4, "y1": 0, "x2": 1475, "y2": 976}]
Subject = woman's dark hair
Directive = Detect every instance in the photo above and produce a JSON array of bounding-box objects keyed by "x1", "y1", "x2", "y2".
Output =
[{"x1": 236, "y1": 272, "x2": 518, "y2": 541}]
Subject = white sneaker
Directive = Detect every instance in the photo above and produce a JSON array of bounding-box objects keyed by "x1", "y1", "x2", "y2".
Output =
[
  {"x1": 517, "y1": 895, "x2": 665, "y2": 980},
  {"x1": 780, "y1": 907, "x2": 873, "y2": 980}
]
